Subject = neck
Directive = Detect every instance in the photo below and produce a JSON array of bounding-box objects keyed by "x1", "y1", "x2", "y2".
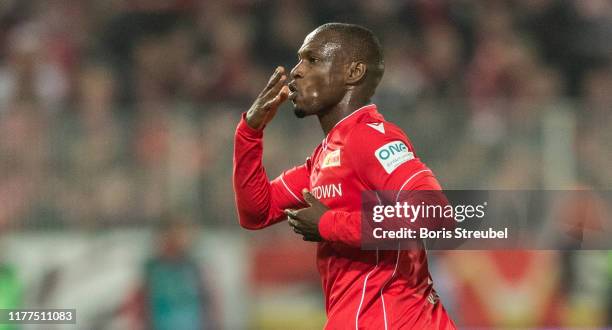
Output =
[{"x1": 318, "y1": 91, "x2": 370, "y2": 135}]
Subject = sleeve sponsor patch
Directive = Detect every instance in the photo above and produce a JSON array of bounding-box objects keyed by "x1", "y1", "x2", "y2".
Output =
[{"x1": 374, "y1": 141, "x2": 414, "y2": 174}]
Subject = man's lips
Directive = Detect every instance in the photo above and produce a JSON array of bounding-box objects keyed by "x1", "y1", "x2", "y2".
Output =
[{"x1": 288, "y1": 82, "x2": 298, "y2": 101}]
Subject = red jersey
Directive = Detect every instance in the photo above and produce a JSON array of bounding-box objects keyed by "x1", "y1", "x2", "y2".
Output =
[{"x1": 233, "y1": 104, "x2": 456, "y2": 329}]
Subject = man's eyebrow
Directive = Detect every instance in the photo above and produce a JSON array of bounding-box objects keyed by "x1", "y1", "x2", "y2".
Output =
[{"x1": 297, "y1": 48, "x2": 319, "y2": 58}]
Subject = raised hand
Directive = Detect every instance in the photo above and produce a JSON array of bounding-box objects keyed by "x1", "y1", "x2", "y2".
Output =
[{"x1": 245, "y1": 66, "x2": 290, "y2": 130}]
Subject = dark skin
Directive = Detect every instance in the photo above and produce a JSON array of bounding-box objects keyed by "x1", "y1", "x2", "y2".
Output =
[{"x1": 245, "y1": 27, "x2": 375, "y2": 242}]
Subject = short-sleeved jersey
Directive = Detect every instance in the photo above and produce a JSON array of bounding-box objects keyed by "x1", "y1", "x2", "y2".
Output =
[{"x1": 233, "y1": 104, "x2": 455, "y2": 329}]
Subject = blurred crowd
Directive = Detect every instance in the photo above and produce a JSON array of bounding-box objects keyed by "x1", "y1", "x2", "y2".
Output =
[
  {"x1": 0, "y1": 1, "x2": 610, "y2": 328},
  {"x1": 0, "y1": 0, "x2": 610, "y2": 229}
]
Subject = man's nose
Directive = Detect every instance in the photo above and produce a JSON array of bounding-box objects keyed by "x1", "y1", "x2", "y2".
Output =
[{"x1": 290, "y1": 63, "x2": 302, "y2": 79}]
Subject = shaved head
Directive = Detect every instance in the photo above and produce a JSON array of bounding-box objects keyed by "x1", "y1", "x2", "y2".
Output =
[
  {"x1": 312, "y1": 23, "x2": 385, "y2": 94},
  {"x1": 288, "y1": 23, "x2": 385, "y2": 121}
]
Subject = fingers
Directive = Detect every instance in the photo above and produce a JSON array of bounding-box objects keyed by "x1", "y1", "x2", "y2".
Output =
[
  {"x1": 303, "y1": 235, "x2": 322, "y2": 242},
  {"x1": 286, "y1": 212, "x2": 301, "y2": 229},
  {"x1": 288, "y1": 213, "x2": 321, "y2": 242},
  {"x1": 285, "y1": 209, "x2": 298, "y2": 219},
  {"x1": 264, "y1": 67, "x2": 284, "y2": 90},
  {"x1": 302, "y1": 189, "x2": 317, "y2": 206},
  {"x1": 262, "y1": 85, "x2": 289, "y2": 110},
  {"x1": 262, "y1": 66, "x2": 286, "y2": 96},
  {"x1": 278, "y1": 85, "x2": 289, "y2": 101},
  {"x1": 288, "y1": 219, "x2": 301, "y2": 232},
  {"x1": 287, "y1": 217, "x2": 303, "y2": 234},
  {"x1": 246, "y1": 66, "x2": 288, "y2": 130},
  {"x1": 262, "y1": 74, "x2": 287, "y2": 103}
]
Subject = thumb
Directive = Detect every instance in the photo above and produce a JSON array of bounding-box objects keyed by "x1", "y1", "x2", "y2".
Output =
[{"x1": 302, "y1": 189, "x2": 317, "y2": 205}]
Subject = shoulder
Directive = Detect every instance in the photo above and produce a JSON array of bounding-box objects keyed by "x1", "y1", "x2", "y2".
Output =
[
  {"x1": 343, "y1": 120, "x2": 420, "y2": 172},
  {"x1": 344, "y1": 120, "x2": 413, "y2": 153}
]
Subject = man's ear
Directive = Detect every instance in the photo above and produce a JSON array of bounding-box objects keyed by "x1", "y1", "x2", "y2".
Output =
[{"x1": 346, "y1": 61, "x2": 367, "y2": 85}]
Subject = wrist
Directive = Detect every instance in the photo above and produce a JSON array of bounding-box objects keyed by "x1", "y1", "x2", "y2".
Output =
[
  {"x1": 239, "y1": 113, "x2": 264, "y2": 137},
  {"x1": 318, "y1": 210, "x2": 336, "y2": 242}
]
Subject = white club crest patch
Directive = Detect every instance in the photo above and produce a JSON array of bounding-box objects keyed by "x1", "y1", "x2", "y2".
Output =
[{"x1": 374, "y1": 141, "x2": 414, "y2": 174}]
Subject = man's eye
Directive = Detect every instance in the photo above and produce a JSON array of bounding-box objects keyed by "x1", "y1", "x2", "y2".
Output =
[{"x1": 308, "y1": 57, "x2": 319, "y2": 64}]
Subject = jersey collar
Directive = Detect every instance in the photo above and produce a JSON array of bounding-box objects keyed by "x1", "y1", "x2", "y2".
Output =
[
  {"x1": 323, "y1": 104, "x2": 378, "y2": 148},
  {"x1": 329, "y1": 103, "x2": 378, "y2": 133}
]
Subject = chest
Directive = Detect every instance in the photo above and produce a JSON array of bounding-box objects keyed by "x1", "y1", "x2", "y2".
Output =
[{"x1": 309, "y1": 142, "x2": 362, "y2": 210}]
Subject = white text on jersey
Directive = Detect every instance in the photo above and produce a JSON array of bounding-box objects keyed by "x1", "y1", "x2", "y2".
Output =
[{"x1": 311, "y1": 183, "x2": 343, "y2": 199}]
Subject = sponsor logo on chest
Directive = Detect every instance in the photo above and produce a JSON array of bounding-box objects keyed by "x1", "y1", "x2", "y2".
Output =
[
  {"x1": 321, "y1": 149, "x2": 341, "y2": 168},
  {"x1": 311, "y1": 183, "x2": 343, "y2": 199}
]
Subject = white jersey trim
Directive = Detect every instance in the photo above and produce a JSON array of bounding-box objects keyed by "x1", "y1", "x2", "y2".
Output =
[
  {"x1": 356, "y1": 248, "x2": 379, "y2": 329},
  {"x1": 280, "y1": 174, "x2": 303, "y2": 203},
  {"x1": 380, "y1": 243, "x2": 401, "y2": 330},
  {"x1": 322, "y1": 104, "x2": 374, "y2": 152},
  {"x1": 395, "y1": 169, "x2": 432, "y2": 201},
  {"x1": 333, "y1": 104, "x2": 374, "y2": 129}
]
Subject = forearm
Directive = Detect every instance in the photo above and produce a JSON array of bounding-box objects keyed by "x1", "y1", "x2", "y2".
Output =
[
  {"x1": 233, "y1": 115, "x2": 283, "y2": 229},
  {"x1": 317, "y1": 189, "x2": 453, "y2": 248},
  {"x1": 316, "y1": 209, "x2": 422, "y2": 248},
  {"x1": 318, "y1": 210, "x2": 362, "y2": 247}
]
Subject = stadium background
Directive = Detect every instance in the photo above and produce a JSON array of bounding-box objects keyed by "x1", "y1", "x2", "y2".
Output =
[{"x1": 0, "y1": 0, "x2": 610, "y2": 329}]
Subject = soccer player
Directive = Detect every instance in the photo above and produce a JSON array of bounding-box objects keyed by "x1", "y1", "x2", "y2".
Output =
[{"x1": 233, "y1": 23, "x2": 456, "y2": 329}]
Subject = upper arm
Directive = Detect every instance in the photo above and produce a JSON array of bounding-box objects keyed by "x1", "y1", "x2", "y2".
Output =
[
  {"x1": 345, "y1": 124, "x2": 439, "y2": 194},
  {"x1": 344, "y1": 124, "x2": 450, "y2": 239}
]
